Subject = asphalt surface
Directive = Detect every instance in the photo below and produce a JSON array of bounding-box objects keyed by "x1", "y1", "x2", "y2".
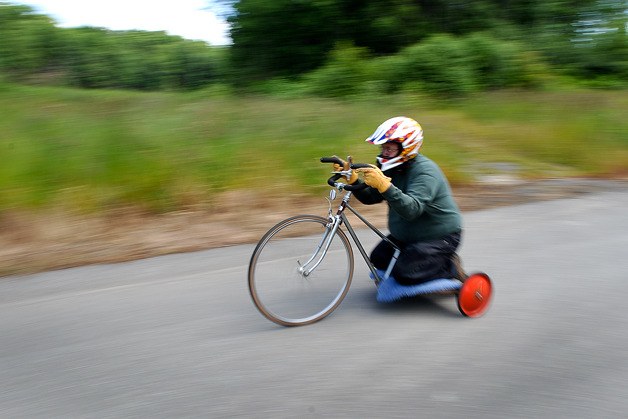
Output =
[{"x1": 1, "y1": 189, "x2": 627, "y2": 418}]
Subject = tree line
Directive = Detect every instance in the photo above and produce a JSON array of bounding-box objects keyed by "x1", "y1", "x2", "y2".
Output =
[
  {"x1": 0, "y1": 3, "x2": 228, "y2": 90},
  {"x1": 1, "y1": 1, "x2": 626, "y2": 95}
]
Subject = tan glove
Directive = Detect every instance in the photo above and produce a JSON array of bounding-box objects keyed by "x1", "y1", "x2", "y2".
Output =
[
  {"x1": 332, "y1": 156, "x2": 358, "y2": 184},
  {"x1": 355, "y1": 164, "x2": 392, "y2": 193}
]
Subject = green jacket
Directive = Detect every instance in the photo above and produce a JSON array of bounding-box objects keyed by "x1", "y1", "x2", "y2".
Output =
[{"x1": 353, "y1": 155, "x2": 462, "y2": 242}]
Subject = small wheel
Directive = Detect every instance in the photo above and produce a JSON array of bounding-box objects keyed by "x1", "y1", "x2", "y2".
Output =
[
  {"x1": 248, "y1": 215, "x2": 354, "y2": 326},
  {"x1": 457, "y1": 272, "x2": 493, "y2": 317}
]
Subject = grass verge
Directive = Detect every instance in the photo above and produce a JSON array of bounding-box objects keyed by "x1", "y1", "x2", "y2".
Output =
[{"x1": 1, "y1": 84, "x2": 626, "y2": 216}]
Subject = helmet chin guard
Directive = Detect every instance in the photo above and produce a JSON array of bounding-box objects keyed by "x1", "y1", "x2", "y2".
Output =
[{"x1": 376, "y1": 154, "x2": 405, "y2": 172}]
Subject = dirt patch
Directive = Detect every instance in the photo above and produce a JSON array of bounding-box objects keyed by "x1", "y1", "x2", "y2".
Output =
[{"x1": 2, "y1": 178, "x2": 626, "y2": 277}]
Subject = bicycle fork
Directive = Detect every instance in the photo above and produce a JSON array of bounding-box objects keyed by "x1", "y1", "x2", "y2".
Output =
[
  {"x1": 297, "y1": 190, "x2": 401, "y2": 284},
  {"x1": 297, "y1": 211, "x2": 401, "y2": 286},
  {"x1": 297, "y1": 215, "x2": 343, "y2": 277}
]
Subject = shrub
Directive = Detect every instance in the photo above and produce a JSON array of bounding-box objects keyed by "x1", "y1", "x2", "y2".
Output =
[
  {"x1": 302, "y1": 43, "x2": 371, "y2": 98},
  {"x1": 396, "y1": 34, "x2": 478, "y2": 97}
]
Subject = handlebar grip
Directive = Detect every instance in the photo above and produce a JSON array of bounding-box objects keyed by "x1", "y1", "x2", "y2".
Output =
[
  {"x1": 343, "y1": 181, "x2": 369, "y2": 191},
  {"x1": 326, "y1": 173, "x2": 368, "y2": 191},
  {"x1": 320, "y1": 156, "x2": 344, "y2": 165},
  {"x1": 350, "y1": 163, "x2": 373, "y2": 169}
]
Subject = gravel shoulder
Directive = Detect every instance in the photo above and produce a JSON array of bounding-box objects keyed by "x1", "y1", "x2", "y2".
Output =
[{"x1": 2, "y1": 178, "x2": 626, "y2": 277}]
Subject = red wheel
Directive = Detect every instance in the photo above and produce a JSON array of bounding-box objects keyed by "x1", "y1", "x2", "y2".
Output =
[{"x1": 457, "y1": 273, "x2": 492, "y2": 317}]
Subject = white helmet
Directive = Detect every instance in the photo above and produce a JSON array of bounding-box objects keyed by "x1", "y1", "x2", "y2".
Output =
[{"x1": 365, "y1": 116, "x2": 424, "y2": 172}]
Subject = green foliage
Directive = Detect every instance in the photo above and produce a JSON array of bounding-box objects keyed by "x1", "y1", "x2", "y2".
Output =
[
  {"x1": 1, "y1": 1, "x2": 627, "y2": 96},
  {"x1": 228, "y1": 0, "x2": 334, "y2": 81},
  {"x1": 0, "y1": 3, "x2": 63, "y2": 78},
  {"x1": 321, "y1": 34, "x2": 553, "y2": 98},
  {"x1": 225, "y1": 0, "x2": 627, "y2": 87},
  {"x1": 59, "y1": 28, "x2": 225, "y2": 90},
  {"x1": 464, "y1": 34, "x2": 524, "y2": 89},
  {"x1": 0, "y1": 3, "x2": 228, "y2": 90},
  {"x1": 302, "y1": 43, "x2": 372, "y2": 98},
  {"x1": 570, "y1": 30, "x2": 628, "y2": 84},
  {"x1": 396, "y1": 35, "x2": 478, "y2": 97},
  {"x1": 0, "y1": 0, "x2": 628, "y2": 97}
]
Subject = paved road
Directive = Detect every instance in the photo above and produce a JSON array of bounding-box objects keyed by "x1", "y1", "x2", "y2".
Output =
[{"x1": 2, "y1": 190, "x2": 627, "y2": 418}]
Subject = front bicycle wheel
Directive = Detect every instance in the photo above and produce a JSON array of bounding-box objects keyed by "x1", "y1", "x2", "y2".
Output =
[{"x1": 248, "y1": 215, "x2": 354, "y2": 326}]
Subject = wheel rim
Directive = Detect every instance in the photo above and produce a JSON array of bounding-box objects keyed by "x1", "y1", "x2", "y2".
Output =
[{"x1": 457, "y1": 273, "x2": 492, "y2": 317}]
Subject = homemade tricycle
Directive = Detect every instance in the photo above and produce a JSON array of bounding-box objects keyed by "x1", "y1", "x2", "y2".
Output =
[{"x1": 248, "y1": 157, "x2": 493, "y2": 326}]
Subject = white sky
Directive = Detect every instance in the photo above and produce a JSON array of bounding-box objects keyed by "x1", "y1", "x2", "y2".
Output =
[{"x1": 15, "y1": 0, "x2": 231, "y2": 45}]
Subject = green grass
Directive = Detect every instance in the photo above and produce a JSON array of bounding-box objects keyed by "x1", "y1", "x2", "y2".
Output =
[{"x1": 1, "y1": 82, "x2": 627, "y2": 213}]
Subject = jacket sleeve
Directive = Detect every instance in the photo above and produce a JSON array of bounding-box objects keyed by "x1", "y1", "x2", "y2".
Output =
[
  {"x1": 351, "y1": 181, "x2": 385, "y2": 205},
  {"x1": 381, "y1": 173, "x2": 438, "y2": 220}
]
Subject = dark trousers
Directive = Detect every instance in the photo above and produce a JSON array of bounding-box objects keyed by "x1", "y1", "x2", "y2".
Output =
[{"x1": 370, "y1": 231, "x2": 461, "y2": 285}]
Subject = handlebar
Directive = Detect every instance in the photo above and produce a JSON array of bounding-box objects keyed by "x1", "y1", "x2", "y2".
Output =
[
  {"x1": 319, "y1": 156, "x2": 345, "y2": 166},
  {"x1": 320, "y1": 157, "x2": 369, "y2": 191},
  {"x1": 349, "y1": 163, "x2": 372, "y2": 170}
]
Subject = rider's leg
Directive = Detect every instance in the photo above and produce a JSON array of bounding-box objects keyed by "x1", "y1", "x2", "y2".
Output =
[
  {"x1": 451, "y1": 253, "x2": 467, "y2": 282},
  {"x1": 369, "y1": 236, "x2": 401, "y2": 270},
  {"x1": 392, "y1": 231, "x2": 462, "y2": 285}
]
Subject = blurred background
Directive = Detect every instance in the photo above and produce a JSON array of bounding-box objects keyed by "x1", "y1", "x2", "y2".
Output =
[{"x1": 1, "y1": 0, "x2": 627, "y2": 274}]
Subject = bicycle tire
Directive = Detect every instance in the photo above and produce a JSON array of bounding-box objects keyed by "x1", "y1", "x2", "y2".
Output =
[{"x1": 248, "y1": 215, "x2": 354, "y2": 326}]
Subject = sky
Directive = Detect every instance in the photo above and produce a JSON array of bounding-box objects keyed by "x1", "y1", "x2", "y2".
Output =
[{"x1": 15, "y1": 0, "x2": 231, "y2": 45}]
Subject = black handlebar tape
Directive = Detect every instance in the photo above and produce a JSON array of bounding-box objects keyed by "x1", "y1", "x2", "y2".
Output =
[
  {"x1": 350, "y1": 163, "x2": 373, "y2": 169},
  {"x1": 327, "y1": 173, "x2": 343, "y2": 187},
  {"x1": 343, "y1": 181, "x2": 369, "y2": 191},
  {"x1": 325, "y1": 173, "x2": 368, "y2": 190},
  {"x1": 320, "y1": 156, "x2": 344, "y2": 165}
]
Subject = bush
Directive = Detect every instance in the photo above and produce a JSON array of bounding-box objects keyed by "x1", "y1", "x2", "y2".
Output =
[
  {"x1": 296, "y1": 33, "x2": 556, "y2": 98},
  {"x1": 396, "y1": 34, "x2": 478, "y2": 97},
  {"x1": 463, "y1": 33, "x2": 518, "y2": 89},
  {"x1": 302, "y1": 43, "x2": 372, "y2": 98},
  {"x1": 464, "y1": 34, "x2": 552, "y2": 89},
  {"x1": 364, "y1": 54, "x2": 407, "y2": 95},
  {"x1": 367, "y1": 34, "x2": 553, "y2": 96}
]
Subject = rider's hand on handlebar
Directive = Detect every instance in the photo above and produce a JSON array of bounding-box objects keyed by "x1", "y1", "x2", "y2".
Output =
[
  {"x1": 355, "y1": 164, "x2": 392, "y2": 193},
  {"x1": 332, "y1": 156, "x2": 358, "y2": 184}
]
